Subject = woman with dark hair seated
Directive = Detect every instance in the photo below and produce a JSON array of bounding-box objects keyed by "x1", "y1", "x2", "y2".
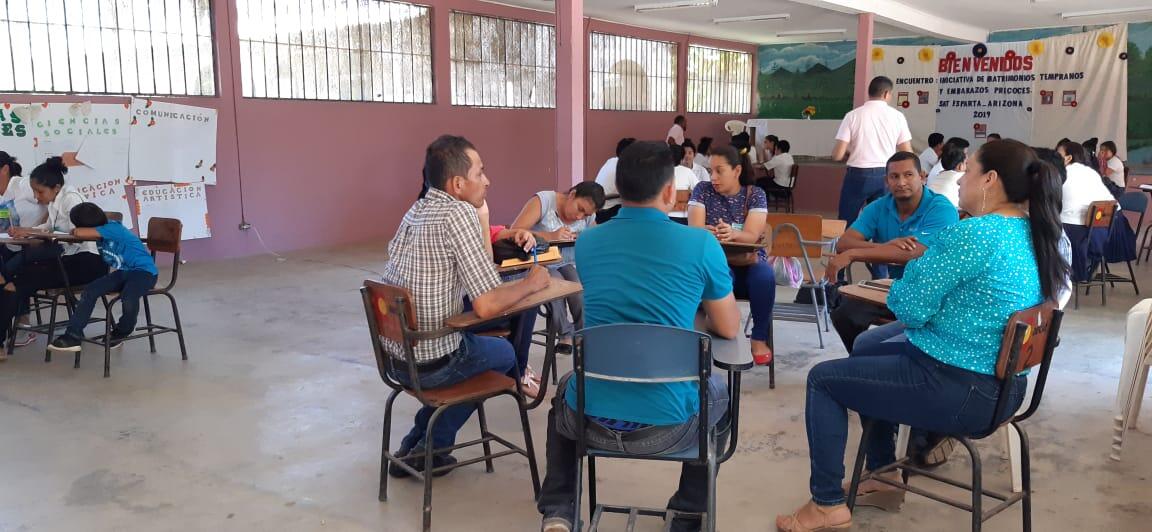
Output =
[
  {"x1": 511, "y1": 181, "x2": 605, "y2": 357},
  {"x1": 688, "y1": 145, "x2": 776, "y2": 367},
  {"x1": 775, "y1": 139, "x2": 1068, "y2": 531}
]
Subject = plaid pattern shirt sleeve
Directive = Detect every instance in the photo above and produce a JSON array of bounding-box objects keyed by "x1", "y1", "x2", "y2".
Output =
[{"x1": 448, "y1": 206, "x2": 502, "y2": 299}]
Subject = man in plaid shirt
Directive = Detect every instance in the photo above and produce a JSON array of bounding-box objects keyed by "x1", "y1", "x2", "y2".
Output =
[{"x1": 381, "y1": 135, "x2": 550, "y2": 476}]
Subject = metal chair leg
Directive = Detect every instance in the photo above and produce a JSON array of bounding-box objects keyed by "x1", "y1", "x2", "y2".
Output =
[
  {"x1": 103, "y1": 299, "x2": 113, "y2": 378},
  {"x1": 143, "y1": 296, "x2": 157, "y2": 353},
  {"x1": 846, "y1": 419, "x2": 872, "y2": 511},
  {"x1": 422, "y1": 406, "x2": 449, "y2": 532},
  {"x1": 767, "y1": 322, "x2": 776, "y2": 390},
  {"x1": 477, "y1": 403, "x2": 495, "y2": 473},
  {"x1": 588, "y1": 455, "x2": 598, "y2": 524},
  {"x1": 1127, "y1": 260, "x2": 1140, "y2": 294},
  {"x1": 706, "y1": 438, "x2": 718, "y2": 532},
  {"x1": 574, "y1": 455, "x2": 584, "y2": 532},
  {"x1": 165, "y1": 293, "x2": 189, "y2": 360},
  {"x1": 955, "y1": 437, "x2": 983, "y2": 532},
  {"x1": 516, "y1": 395, "x2": 541, "y2": 496},
  {"x1": 1016, "y1": 423, "x2": 1032, "y2": 532},
  {"x1": 44, "y1": 294, "x2": 58, "y2": 363},
  {"x1": 379, "y1": 389, "x2": 401, "y2": 502}
]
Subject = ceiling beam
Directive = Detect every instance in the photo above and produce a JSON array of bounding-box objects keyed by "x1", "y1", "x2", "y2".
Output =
[{"x1": 787, "y1": 0, "x2": 989, "y2": 43}]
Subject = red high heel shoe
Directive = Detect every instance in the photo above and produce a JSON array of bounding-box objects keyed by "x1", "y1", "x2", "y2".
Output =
[{"x1": 753, "y1": 348, "x2": 773, "y2": 366}]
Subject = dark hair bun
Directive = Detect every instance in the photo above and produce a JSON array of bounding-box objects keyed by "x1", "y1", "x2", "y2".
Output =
[{"x1": 45, "y1": 156, "x2": 68, "y2": 175}]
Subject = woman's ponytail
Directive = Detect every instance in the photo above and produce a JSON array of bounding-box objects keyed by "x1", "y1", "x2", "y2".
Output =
[{"x1": 1023, "y1": 158, "x2": 1069, "y2": 301}]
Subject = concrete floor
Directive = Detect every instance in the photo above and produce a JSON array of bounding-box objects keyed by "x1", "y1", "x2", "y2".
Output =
[{"x1": 0, "y1": 244, "x2": 1150, "y2": 532}]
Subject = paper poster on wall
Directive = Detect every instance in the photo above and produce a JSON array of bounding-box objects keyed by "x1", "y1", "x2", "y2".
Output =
[
  {"x1": 1, "y1": 102, "x2": 134, "y2": 228},
  {"x1": 135, "y1": 183, "x2": 211, "y2": 240},
  {"x1": 871, "y1": 24, "x2": 1128, "y2": 156},
  {"x1": 128, "y1": 98, "x2": 217, "y2": 185}
]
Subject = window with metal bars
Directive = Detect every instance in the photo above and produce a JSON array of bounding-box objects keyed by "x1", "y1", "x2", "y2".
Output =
[
  {"x1": 588, "y1": 32, "x2": 676, "y2": 112},
  {"x1": 450, "y1": 12, "x2": 554, "y2": 109},
  {"x1": 0, "y1": 0, "x2": 216, "y2": 96},
  {"x1": 687, "y1": 45, "x2": 751, "y2": 114},
  {"x1": 237, "y1": 0, "x2": 431, "y2": 103}
]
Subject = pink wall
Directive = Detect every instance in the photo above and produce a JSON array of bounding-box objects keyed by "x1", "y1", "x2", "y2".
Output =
[{"x1": 2, "y1": 1, "x2": 756, "y2": 261}]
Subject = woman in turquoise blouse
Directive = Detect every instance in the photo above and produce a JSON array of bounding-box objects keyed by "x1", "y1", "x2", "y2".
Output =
[{"x1": 776, "y1": 140, "x2": 1069, "y2": 532}]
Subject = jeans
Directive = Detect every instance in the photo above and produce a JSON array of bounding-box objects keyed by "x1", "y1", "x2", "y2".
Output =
[
  {"x1": 393, "y1": 332, "x2": 517, "y2": 452},
  {"x1": 0, "y1": 252, "x2": 108, "y2": 343},
  {"x1": 548, "y1": 264, "x2": 583, "y2": 338},
  {"x1": 830, "y1": 298, "x2": 896, "y2": 352},
  {"x1": 804, "y1": 332, "x2": 1026, "y2": 506},
  {"x1": 731, "y1": 260, "x2": 776, "y2": 342},
  {"x1": 836, "y1": 166, "x2": 887, "y2": 228},
  {"x1": 64, "y1": 270, "x2": 157, "y2": 339},
  {"x1": 538, "y1": 372, "x2": 729, "y2": 526}
]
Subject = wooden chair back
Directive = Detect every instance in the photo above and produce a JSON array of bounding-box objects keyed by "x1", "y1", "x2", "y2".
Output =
[
  {"x1": 787, "y1": 164, "x2": 799, "y2": 188},
  {"x1": 1085, "y1": 201, "x2": 1117, "y2": 229},
  {"x1": 995, "y1": 302, "x2": 1058, "y2": 379},
  {"x1": 146, "y1": 218, "x2": 183, "y2": 254},
  {"x1": 674, "y1": 189, "x2": 691, "y2": 213},
  {"x1": 361, "y1": 280, "x2": 419, "y2": 389},
  {"x1": 765, "y1": 213, "x2": 823, "y2": 260}
]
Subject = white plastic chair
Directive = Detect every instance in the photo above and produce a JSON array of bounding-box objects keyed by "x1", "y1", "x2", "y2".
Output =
[{"x1": 1111, "y1": 298, "x2": 1152, "y2": 460}]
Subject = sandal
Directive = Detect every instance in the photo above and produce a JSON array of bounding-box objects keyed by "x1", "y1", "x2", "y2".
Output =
[
  {"x1": 753, "y1": 348, "x2": 773, "y2": 366},
  {"x1": 775, "y1": 503, "x2": 852, "y2": 532},
  {"x1": 520, "y1": 365, "x2": 543, "y2": 399}
]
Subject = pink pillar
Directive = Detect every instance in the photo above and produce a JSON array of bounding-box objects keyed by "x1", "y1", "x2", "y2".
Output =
[
  {"x1": 556, "y1": 0, "x2": 584, "y2": 188},
  {"x1": 853, "y1": 13, "x2": 875, "y2": 107}
]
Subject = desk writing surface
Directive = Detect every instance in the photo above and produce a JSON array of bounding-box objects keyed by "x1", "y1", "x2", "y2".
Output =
[
  {"x1": 692, "y1": 313, "x2": 754, "y2": 371},
  {"x1": 822, "y1": 219, "x2": 847, "y2": 240},
  {"x1": 839, "y1": 279, "x2": 893, "y2": 308},
  {"x1": 496, "y1": 257, "x2": 560, "y2": 274},
  {"x1": 445, "y1": 279, "x2": 582, "y2": 329},
  {"x1": 720, "y1": 240, "x2": 769, "y2": 252}
]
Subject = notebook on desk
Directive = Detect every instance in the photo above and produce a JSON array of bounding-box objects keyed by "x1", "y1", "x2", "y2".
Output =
[{"x1": 499, "y1": 246, "x2": 561, "y2": 268}]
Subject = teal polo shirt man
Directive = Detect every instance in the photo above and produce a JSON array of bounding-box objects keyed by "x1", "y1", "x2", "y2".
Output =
[
  {"x1": 826, "y1": 151, "x2": 960, "y2": 351},
  {"x1": 537, "y1": 141, "x2": 740, "y2": 532}
]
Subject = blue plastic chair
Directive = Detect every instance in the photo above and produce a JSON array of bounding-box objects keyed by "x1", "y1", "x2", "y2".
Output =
[{"x1": 571, "y1": 324, "x2": 749, "y2": 532}]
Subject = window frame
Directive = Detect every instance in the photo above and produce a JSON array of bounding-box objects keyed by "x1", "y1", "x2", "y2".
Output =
[
  {"x1": 0, "y1": 0, "x2": 220, "y2": 97},
  {"x1": 449, "y1": 10, "x2": 556, "y2": 109},
  {"x1": 588, "y1": 31, "x2": 679, "y2": 113},
  {"x1": 687, "y1": 44, "x2": 752, "y2": 114},
  {"x1": 235, "y1": 0, "x2": 434, "y2": 104}
]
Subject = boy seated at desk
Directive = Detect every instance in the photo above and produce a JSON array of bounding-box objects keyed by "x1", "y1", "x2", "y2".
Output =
[
  {"x1": 824, "y1": 151, "x2": 959, "y2": 352},
  {"x1": 48, "y1": 203, "x2": 157, "y2": 352},
  {"x1": 537, "y1": 141, "x2": 740, "y2": 532}
]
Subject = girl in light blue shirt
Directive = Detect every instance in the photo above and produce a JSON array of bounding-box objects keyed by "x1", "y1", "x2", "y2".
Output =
[{"x1": 777, "y1": 140, "x2": 1068, "y2": 532}]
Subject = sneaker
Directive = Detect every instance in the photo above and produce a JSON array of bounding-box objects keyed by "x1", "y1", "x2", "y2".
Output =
[
  {"x1": 13, "y1": 331, "x2": 37, "y2": 348},
  {"x1": 48, "y1": 335, "x2": 82, "y2": 352},
  {"x1": 912, "y1": 436, "x2": 957, "y2": 469},
  {"x1": 108, "y1": 331, "x2": 129, "y2": 349},
  {"x1": 541, "y1": 517, "x2": 572, "y2": 532},
  {"x1": 387, "y1": 448, "x2": 458, "y2": 479}
]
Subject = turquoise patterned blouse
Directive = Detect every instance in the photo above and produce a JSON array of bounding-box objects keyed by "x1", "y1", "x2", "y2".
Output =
[{"x1": 888, "y1": 215, "x2": 1043, "y2": 375}]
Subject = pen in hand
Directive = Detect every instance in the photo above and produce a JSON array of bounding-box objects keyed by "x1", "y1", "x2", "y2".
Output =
[{"x1": 532, "y1": 246, "x2": 538, "y2": 265}]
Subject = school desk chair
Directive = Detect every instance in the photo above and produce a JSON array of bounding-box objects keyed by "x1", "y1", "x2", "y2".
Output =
[
  {"x1": 846, "y1": 302, "x2": 1064, "y2": 532},
  {"x1": 570, "y1": 324, "x2": 751, "y2": 532},
  {"x1": 361, "y1": 280, "x2": 540, "y2": 532},
  {"x1": 1075, "y1": 201, "x2": 1118, "y2": 309}
]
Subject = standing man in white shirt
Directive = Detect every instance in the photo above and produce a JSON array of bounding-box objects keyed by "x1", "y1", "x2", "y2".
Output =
[
  {"x1": 1099, "y1": 140, "x2": 1126, "y2": 190},
  {"x1": 918, "y1": 132, "x2": 944, "y2": 172},
  {"x1": 667, "y1": 115, "x2": 686, "y2": 146},
  {"x1": 831, "y1": 76, "x2": 913, "y2": 226}
]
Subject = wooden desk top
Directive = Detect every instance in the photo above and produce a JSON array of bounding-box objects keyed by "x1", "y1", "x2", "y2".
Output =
[
  {"x1": 496, "y1": 257, "x2": 561, "y2": 274},
  {"x1": 720, "y1": 240, "x2": 769, "y2": 252},
  {"x1": 839, "y1": 279, "x2": 894, "y2": 308},
  {"x1": 822, "y1": 219, "x2": 847, "y2": 241},
  {"x1": 445, "y1": 279, "x2": 582, "y2": 329}
]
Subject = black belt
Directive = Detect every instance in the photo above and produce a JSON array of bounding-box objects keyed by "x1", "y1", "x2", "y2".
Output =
[{"x1": 413, "y1": 355, "x2": 451, "y2": 374}]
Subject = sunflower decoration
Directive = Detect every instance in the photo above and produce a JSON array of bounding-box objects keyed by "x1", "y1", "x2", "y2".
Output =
[
  {"x1": 871, "y1": 47, "x2": 884, "y2": 61},
  {"x1": 1097, "y1": 31, "x2": 1116, "y2": 49},
  {"x1": 802, "y1": 105, "x2": 817, "y2": 119},
  {"x1": 1027, "y1": 40, "x2": 1044, "y2": 57},
  {"x1": 918, "y1": 47, "x2": 934, "y2": 63}
]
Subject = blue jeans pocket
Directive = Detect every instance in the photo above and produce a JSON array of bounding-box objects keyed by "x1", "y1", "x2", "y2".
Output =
[{"x1": 952, "y1": 382, "x2": 1021, "y2": 435}]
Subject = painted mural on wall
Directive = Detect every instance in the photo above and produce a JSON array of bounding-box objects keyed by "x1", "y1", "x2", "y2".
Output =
[{"x1": 757, "y1": 22, "x2": 1152, "y2": 171}]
